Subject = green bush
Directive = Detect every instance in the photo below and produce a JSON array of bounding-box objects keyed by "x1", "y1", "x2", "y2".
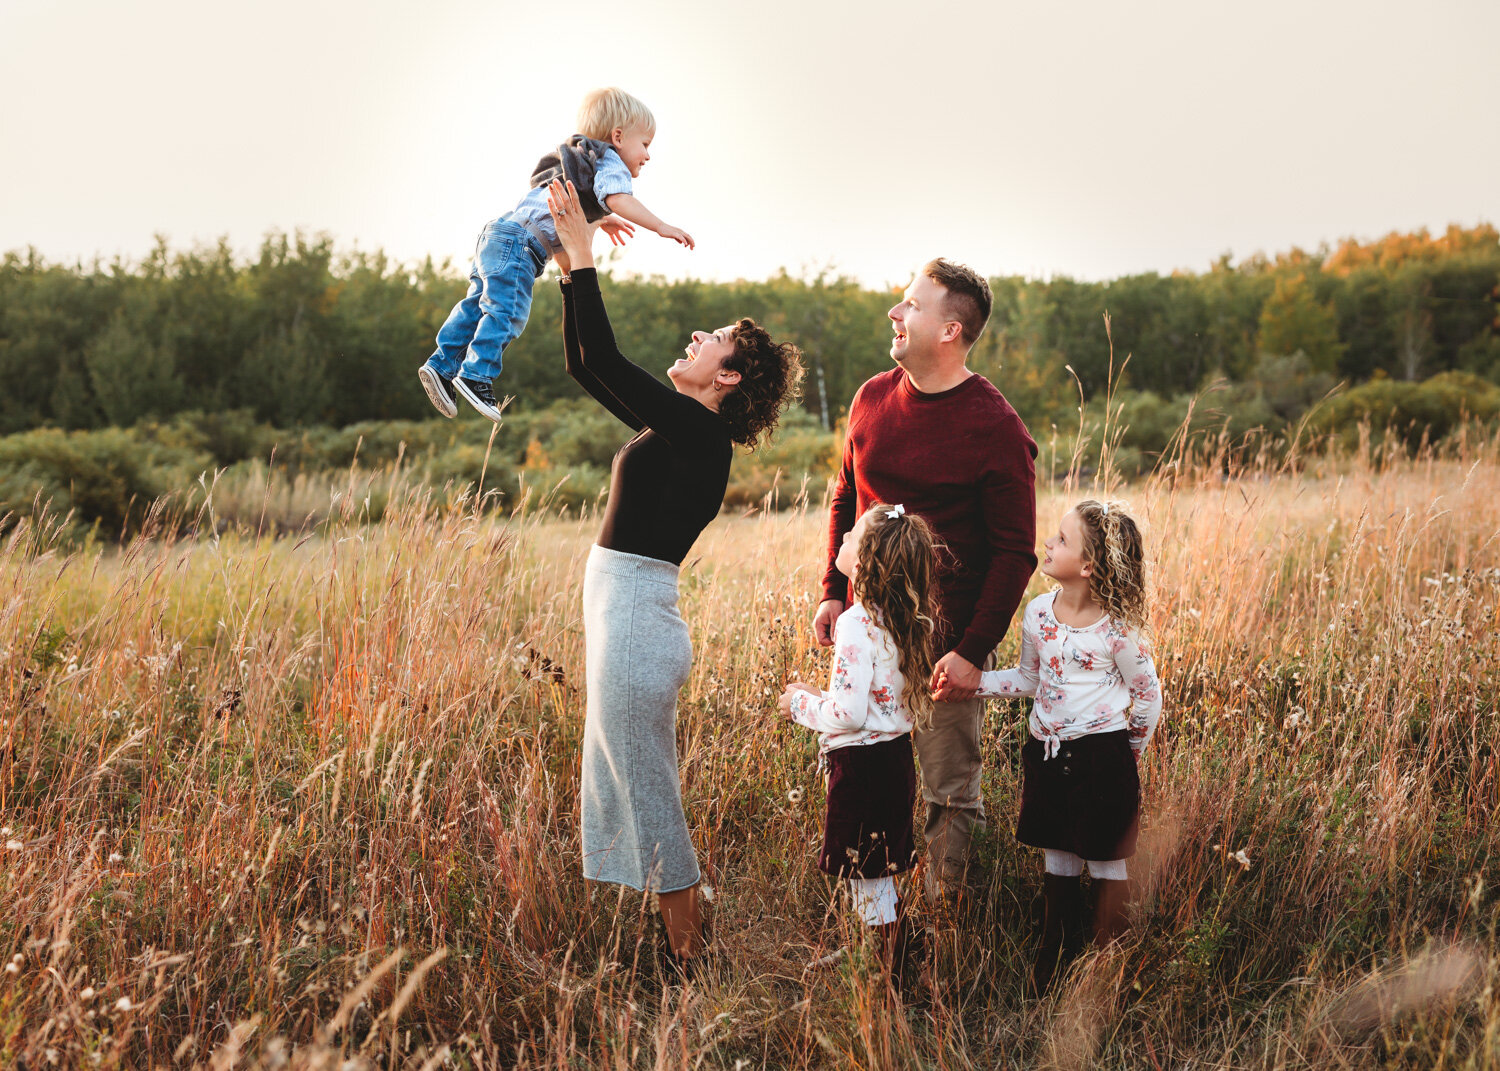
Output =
[
  {"x1": 253, "y1": 418, "x2": 483, "y2": 476},
  {"x1": 0, "y1": 427, "x2": 210, "y2": 539},
  {"x1": 423, "y1": 440, "x2": 514, "y2": 493},
  {"x1": 1113, "y1": 391, "x2": 1193, "y2": 469},
  {"x1": 1252, "y1": 352, "x2": 1339, "y2": 425},
  {"x1": 137, "y1": 409, "x2": 278, "y2": 467},
  {"x1": 1306, "y1": 371, "x2": 1500, "y2": 450},
  {"x1": 513, "y1": 399, "x2": 634, "y2": 470},
  {"x1": 724, "y1": 409, "x2": 839, "y2": 508},
  {"x1": 510, "y1": 464, "x2": 610, "y2": 516}
]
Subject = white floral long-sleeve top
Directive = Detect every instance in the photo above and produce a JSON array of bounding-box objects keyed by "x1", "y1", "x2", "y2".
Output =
[
  {"x1": 978, "y1": 591, "x2": 1162, "y2": 759},
  {"x1": 789, "y1": 601, "x2": 914, "y2": 754}
]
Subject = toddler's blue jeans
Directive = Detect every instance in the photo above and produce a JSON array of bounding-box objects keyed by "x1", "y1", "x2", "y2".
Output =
[{"x1": 426, "y1": 219, "x2": 549, "y2": 383}]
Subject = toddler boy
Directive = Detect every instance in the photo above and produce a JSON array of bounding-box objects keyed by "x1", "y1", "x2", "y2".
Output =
[{"x1": 418, "y1": 87, "x2": 694, "y2": 422}]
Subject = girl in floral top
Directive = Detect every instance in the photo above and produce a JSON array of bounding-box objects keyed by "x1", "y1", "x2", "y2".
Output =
[
  {"x1": 978, "y1": 499, "x2": 1162, "y2": 994},
  {"x1": 779, "y1": 503, "x2": 941, "y2": 975}
]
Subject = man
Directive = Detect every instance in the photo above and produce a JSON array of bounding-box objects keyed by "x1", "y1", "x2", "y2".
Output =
[{"x1": 813, "y1": 258, "x2": 1037, "y2": 904}]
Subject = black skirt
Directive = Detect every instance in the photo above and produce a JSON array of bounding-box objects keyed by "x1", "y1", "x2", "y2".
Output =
[
  {"x1": 1015, "y1": 729, "x2": 1140, "y2": 861},
  {"x1": 818, "y1": 735, "x2": 918, "y2": 879}
]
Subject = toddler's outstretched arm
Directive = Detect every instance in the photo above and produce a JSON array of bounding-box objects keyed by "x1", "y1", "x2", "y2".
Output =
[
  {"x1": 604, "y1": 193, "x2": 695, "y2": 249},
  {"x1": 975, "y1": 616, "x2": 1040, "y2": 698}
]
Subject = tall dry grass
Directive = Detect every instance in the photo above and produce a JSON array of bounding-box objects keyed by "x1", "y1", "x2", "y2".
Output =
[{"x1": 1, "y1": 429, "x2": 1498, "y2": 1068}]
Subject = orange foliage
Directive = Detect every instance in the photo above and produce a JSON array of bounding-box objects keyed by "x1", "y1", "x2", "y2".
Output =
[{"x1": 1324, "y1": 223, "x2": 1500, "y2": 277}]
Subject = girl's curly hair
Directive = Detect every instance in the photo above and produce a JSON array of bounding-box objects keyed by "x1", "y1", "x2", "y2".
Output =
[
  {"x1": 1074, "y1": 499, "x2": 1148, "y2": 631},
  {"x1": 849, "y1": 504, "x2": 945, "y2": 730},
  {"x1": 717, "y1": 319, "x2": 804, "y2": 449}
]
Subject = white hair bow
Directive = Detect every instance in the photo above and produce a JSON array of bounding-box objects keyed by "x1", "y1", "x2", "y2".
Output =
[{"x1": 885, "y1": 504, "x2": 905, "y2": 519}]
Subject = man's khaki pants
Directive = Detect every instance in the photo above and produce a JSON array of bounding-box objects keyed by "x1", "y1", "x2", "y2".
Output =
[{"x1": 914, "y1": 683, "x2": 988, "y2": 903}]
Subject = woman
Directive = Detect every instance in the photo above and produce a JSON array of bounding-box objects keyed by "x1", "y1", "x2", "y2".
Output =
[{"x1": 546, "y1": 179, "x2": 803, "y2": 967}]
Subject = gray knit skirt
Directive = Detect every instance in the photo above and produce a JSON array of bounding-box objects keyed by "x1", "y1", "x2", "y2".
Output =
[{"x1": 579, "y1": 544, "x2": 699, "y2": 892}]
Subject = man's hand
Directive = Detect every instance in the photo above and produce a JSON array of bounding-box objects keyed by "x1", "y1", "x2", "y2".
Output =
[
  {"x1": 598, "y1": 216, "x2": 635, "y2": 246},
  {"x1": 778, "y1": 681, "x2": 816, "y2": 719},
  {"x1": 931, "y1": 651, "x2": 982, "y2": 701},
  {"x1": 657, "y1": 224, "x2": 695, "y2": 250},
  {"x1": 812, "y1": 599, "x2": 844, "y2": 647}
]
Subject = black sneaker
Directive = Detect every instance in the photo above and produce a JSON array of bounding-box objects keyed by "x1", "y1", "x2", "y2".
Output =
[
  {"x1": 453, "y1": 376, "x2": 507, "y2": 423},
  {"x1": 417, "y1": 363, "x2": 458, "y2": 418}
]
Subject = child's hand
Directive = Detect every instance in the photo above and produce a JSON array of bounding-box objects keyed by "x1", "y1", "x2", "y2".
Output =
[
  {"x1": 931, "y1": 651, "x2": 981, "y2": 701},
  {"x1": 657, "y1": 224, "x2": 695, "y2": 250},
  {"x1": 598, "y1": 216, "x2": 635, "y2": 247},
  {"x1": 778, "y1": 681, "x2": 816, "y2": 719}
]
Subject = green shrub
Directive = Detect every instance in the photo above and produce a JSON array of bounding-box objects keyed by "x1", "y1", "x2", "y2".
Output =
[
  {"x1": 1113, "y1": 391, "x2": 1193, "y2": 469},
  {"x1": 1306, "y1": 371, "x2": 1500, "y2": 450},
  {"x1": 516, "y1": 399, "x2": 633, "y2": 470},
  {"x1": 0, "y1": 427, "x2": 210, "y2": 539},
  {"x1": 1252, "y1": 352, "x2": 1339, "y2": 425},
  {"x1": 724, "y1": 410, "x2": 839, "y2": 509},
  {"x1": 511, "y1": 464, "x2": 609, "y2": 516},
  {"x1": 424, "y1": 441, "x2": 515, "y2": 494},
  {"x1": 136, "y1": 409, "x2": 278, "y2": 467}
]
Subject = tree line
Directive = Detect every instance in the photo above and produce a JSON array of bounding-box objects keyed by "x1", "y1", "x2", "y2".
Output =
[{"x1": 1, "y1": 224, "x2": 1496, "y2": 439}]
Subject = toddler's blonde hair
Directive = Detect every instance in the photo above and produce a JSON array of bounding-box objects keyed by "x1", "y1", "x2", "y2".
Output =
[{"x1": 577, "y1": 88, "x2": 655, "y2": 141}]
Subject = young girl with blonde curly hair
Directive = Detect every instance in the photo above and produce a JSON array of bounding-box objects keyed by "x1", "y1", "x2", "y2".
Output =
[
  {"x1": 779, "y1": 503, "x2": 942, "y2": 972},
  {"x1": 978, "y1": 499, "x2": 1162, "y2": 994}
]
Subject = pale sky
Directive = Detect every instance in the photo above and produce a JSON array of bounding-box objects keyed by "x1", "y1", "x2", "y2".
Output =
[{"x1": 2, "y1": 0, "x2": 1496, "y2": 286}]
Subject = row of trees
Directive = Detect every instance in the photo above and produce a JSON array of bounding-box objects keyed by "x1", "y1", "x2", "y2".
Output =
[{"x1": 1, "y1": 225, "x2": 1496, "y2": 437}]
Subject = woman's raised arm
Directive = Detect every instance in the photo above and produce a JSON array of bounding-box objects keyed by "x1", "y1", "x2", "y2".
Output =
[
  {"x1": 548, "y1": 181, "x2": 725, "y2": 449},
  {"x1": 561, "y1": 278, "x2": 643, "y2": 431}
]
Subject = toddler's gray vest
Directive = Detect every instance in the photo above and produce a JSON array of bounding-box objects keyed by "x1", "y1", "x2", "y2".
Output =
[{"x1": 530, "y1": 136, "x2": 615, "y2": 223}]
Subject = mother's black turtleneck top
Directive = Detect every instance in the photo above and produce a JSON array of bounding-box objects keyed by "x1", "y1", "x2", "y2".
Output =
[{"x1": 560, "y1": 268, "x2": 733, "y2": 566}]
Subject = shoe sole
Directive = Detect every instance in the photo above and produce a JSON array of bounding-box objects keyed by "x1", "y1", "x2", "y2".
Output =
[
  {"x1": 453, "y1": 378, "x2": 507, "y2": 424},
  {"x1": 417, "y1": 365, "x2": 458, "y2": 418}
]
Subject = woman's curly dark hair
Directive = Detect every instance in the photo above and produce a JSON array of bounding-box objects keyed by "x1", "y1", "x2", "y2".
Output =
[{"x1": 716, "y1": 318, "x2": 804, "y2": 449}]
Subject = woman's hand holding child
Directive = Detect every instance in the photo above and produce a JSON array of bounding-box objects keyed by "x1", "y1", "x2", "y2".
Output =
[{"x1": 546, "y1": 180, "x2": 595, "y2": 271}]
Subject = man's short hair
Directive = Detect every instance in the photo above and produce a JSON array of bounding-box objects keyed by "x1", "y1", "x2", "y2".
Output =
[
  {"x1": 922, "y1": 258, "x2": 992, "y2": 348},
  {"x1": 577, "y1": 88, "x2": 656, "y2": 141}
]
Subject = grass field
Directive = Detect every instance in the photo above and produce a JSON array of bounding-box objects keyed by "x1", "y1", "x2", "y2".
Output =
[{"x1": 1, "y1": 435, "x2": 1498, "y2": 1069}]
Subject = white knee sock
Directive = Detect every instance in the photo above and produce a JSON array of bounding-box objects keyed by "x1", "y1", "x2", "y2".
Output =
[
  {"x1": 1043, "y1": 850, "x2": 1084, "y2": 877},
  {"x1": 1085, "y1": 858, "x2": 1127, "y2": 880},
  {"x1": 848, "y1": 876, "x2": 899, "y2": 926}
]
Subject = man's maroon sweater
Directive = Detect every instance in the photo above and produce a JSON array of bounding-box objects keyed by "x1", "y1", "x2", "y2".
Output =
[{"x1": 821, "y1": 368, "x2": 1038, "y2": 667}]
